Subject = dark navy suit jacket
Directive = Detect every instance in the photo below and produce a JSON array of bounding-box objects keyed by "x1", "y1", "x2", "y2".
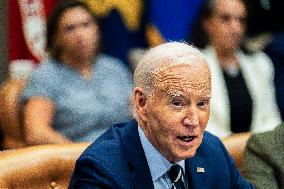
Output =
[{"x1": 69, "y1": 120, "x2": 254, "y2": 189}]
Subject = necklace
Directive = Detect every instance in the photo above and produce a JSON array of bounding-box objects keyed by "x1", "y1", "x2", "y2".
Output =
[{"x1": 223, "y1": 63, "x2": 240, "y2": 77}]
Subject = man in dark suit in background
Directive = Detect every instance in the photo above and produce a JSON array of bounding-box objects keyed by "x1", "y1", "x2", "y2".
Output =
[{"x1": 69, "y1": 42, "x2": 254, "y2": 189}]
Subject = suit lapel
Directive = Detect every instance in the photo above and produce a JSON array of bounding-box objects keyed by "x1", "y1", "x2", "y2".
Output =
[
  {"x1": 120, "y1": 120, "x2": 154, "y2": 189},
  {"x1": 185, "y1": 149, "x2": 207, "y2": 189}
]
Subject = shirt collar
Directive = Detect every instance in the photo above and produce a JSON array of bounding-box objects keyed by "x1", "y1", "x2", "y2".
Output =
[{"x1": 138, "y1": 126, "x2": 185, "y2": 182}]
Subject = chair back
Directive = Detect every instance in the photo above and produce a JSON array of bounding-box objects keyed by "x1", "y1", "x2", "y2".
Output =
[
  {"x1": 222, "y1": 132, "x2": 251, "y2": 173},
  {"x1": 0, "y1": 142, "x2": 89, "y2": 188},
  {"x1": 0, "y1": 78, "x2": 27, "y2": 149}
]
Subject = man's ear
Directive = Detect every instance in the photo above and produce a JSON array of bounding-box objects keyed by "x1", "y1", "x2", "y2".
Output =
[{"x1": 133, "y1": 87, "x2": 148, "y2": 122}]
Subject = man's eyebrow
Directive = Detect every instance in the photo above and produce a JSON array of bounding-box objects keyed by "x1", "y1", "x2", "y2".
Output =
[
  {"x1": 167, "y1": 92, "x2": 191, "y2": 102},
  {"x1": 165, "y1": 90, "x2": 185, "y2": 97}
]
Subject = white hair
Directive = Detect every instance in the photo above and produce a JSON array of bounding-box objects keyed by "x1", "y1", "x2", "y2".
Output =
[{"x1": 133, "y1": 41, "x2": 206, "y2": 95}]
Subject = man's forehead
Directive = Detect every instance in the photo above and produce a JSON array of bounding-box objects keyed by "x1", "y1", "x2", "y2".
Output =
[
  {"x1": 153, "y1": 63, "x2": 211, "y2": 95},
  {"x1": 154, "y1": 63, "x2": 209, "y2": 81}
]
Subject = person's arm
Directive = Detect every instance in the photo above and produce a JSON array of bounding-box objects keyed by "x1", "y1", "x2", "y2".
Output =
[
  {"x1": 23, "y1": 97, "x2": 71, "y2": 145},
  {"x1": 243, "y1": 135, "x2": 279, "y2": 189}
]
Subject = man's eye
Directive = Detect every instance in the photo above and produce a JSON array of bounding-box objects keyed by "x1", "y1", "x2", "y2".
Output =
[
  {"x1": 197, "y1": 100, "x2": 208, "y2": 109},
  {"x1": 172, "y1": 100, "x2": 182, "y2": 107}
]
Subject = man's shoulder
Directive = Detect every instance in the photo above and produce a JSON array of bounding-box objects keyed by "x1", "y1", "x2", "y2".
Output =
[
  {"x1": 70, "y1": 121, "x2": 138, "y2": 188},
  {"x1": 202, "y1": 131, "x2": 223, "y2": 148},
  {"x1": 79, "y1": 120, "x2": 137, "y2": 161},
  {"x1": 196, "y1": 131, "x2": 228, "y2": 160},
  {"x1": 74, "y1": 121, "x2": 136, "y2": 178},
  {"x1": 247, "y1": 124, "x2": 284, "y2": 153}
]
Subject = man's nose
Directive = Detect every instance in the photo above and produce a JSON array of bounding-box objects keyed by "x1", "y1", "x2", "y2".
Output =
[{"x1": 182, "y1": 108, "x2": 199, "y2": 127}]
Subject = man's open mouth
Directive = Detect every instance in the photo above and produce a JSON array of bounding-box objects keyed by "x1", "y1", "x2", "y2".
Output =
[{"x1": 177, "y1": 136, "x2": 196, "y2": 142}]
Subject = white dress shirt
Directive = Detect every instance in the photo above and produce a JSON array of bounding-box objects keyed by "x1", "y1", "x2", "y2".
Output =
[{"x1": 138, "y1": 126, "x2": 186, "y2": 189}]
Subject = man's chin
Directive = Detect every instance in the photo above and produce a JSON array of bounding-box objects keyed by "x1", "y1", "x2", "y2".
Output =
[
  {"x1": 182, "y1": 150, "x2": 197, "y2": 159},
  {"x1": 169, "y1": 150, "x2": 197, "y2": 163}
]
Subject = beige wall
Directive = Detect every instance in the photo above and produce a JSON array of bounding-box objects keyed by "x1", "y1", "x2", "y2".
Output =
[{"x1": 0, "y1": 0, "x2": 8, "y2": 84}]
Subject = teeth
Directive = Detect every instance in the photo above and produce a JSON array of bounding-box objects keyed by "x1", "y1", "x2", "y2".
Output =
[
  {"x1": 183, "y1": 137, "x2": 193, "y2": 142},
  {"x1": 179, "y1": 136, "x2": 194, "y2": 142}
]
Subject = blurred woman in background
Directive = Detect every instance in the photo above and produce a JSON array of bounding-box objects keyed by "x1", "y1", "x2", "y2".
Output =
[
  {"x1": 190, "y1": 0, "x2": 281, "y2": 138},
  {"x1": 20, "y1": 0, "x2": 132, "y2": 145}
]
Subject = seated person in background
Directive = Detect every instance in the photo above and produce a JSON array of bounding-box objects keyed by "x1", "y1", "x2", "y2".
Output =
[
  {"x1": 244, "y1": 123, "x2": 284, "y2": 189},
  {"x1": 69, "y1": 42, "x2": 254, "y2": 189},
  {"x1": 20, "y1": 0, "x2": 133, "y2": 144},
  {"x1": 190, "y1": 0, "x2": 281, "y2": 138}
]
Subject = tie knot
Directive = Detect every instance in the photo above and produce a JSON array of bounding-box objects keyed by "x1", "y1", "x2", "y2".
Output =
[{"x1": 168, "y1": 164, "x2": 183, "y2": 183}]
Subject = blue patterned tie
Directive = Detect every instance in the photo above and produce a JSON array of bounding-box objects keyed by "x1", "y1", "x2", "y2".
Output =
[{"x1": 168, "y1": 164, "x2": 188, "y2": 189}]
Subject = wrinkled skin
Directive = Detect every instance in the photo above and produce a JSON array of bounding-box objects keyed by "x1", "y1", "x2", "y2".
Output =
[{"x1": 136, "y1": 62, "x2": 211, "y2": 163}]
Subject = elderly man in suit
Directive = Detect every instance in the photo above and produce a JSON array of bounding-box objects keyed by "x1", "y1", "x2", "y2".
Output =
[{"x1": 69, "y1": 42, "x2": 253, "y2": 189}]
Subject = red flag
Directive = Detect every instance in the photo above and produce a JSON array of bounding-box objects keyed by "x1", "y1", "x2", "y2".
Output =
[{"x1": 8, "y1": 0, "x2": 58, "y2": 65}]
